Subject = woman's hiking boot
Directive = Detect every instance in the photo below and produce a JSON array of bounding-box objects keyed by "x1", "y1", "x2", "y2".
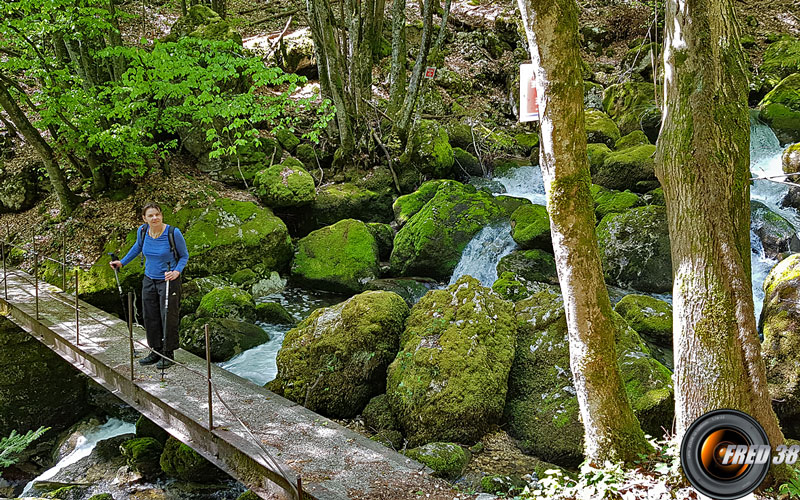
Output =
[{"x1": 139, "y1": 351, "x2": 160, "y2": 365}]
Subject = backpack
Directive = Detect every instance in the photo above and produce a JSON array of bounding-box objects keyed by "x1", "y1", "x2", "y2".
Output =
[{"x1": 137, "y1": 224, "x2": 179, "y2": 267}]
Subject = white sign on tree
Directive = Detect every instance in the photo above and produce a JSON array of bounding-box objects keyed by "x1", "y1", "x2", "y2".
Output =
[{"x1": 519, "y1": 63, "x2": 539, "y2": 122}]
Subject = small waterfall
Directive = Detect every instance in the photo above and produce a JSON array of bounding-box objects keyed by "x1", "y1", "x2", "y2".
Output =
[
  {"x1": 751, "y1": 230, "x2": 776, "y2": 324},
  {"x1": 449, "y1": 222, "x2": 518, "y2": 287},
  {"x1": 22, "y1": 419, "x2": 135, "y2": 496},
  {"x1": 492, "y1": 166, "x2": 547, "y2": 205}
]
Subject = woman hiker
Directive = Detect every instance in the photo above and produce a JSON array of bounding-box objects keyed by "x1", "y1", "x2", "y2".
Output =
[{"x1": 110, "y1": 203, "x2": 189, "y2": 369}]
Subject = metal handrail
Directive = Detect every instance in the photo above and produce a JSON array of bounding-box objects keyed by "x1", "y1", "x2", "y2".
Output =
[{"x1": 0, "y1": 229, "x2": 302, "y2": 499}]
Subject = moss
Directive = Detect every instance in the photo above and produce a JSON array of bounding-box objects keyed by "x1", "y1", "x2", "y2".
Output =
[
  {"x1": 590, "y1": 184, "x2": 642, "y2": 219},
  {"x1": 496, "y1": 250, "x2": 558, "y2": 285},
  {"x1": 452, "y1": 147, "x2": 482, "y2": 176},
  {"x1": 370, "y1": 429, "x2": 403, "y2": 449},
  {"x1": 602, "y1": 82, "x2": 662, "y2": 142},
  {"x1": 615, "y1": 130, "x2": 651, "y2": 150},
  {"x1": 759, "y1": 73, "x2": 800, "y2": 145},
  {"x1": 268, "y1": 291, "x2": 409, "y2": 418},
  {"x1": 386, "y1": 276, "x2": 517, "y2": 446},
  {"x1": 399, "y1": 119, "x2": 454, "y2": 178},
  {"x1": 196, "y1": 286, "x2": 256, "y2": 322},
  {"x1": 120, "y1": 437, "x2": 163, "y2": 479},
  {"x1": 510, "y1": 204, "x2": 551, "y2": 250},
  {"x1": 594, "y1": 144, "x2": 659, "y2": 192},
  {"x1": 390, "y1": 181, "x2": 505, "y2": 279},
  {"x1": 362, "y1": 393, "x2": 398, "y2": 431},
  {"x1": 614, "y1": 294, "x2": 672, "y2": 346},
  {"x1": 253, "y1": 163, "x2": 316, "y2": 208},
  {"x1": 160, "y1": 436, "x2": 227, "y2": 483},
  {"x1": 255, "y1": 302, "x2": 294, "y2": 324},
  {"x1": 179, "y1": 316, "x2": 269, "y2": 362},
  {"x1": 643, "y1": 187, "x2": 665, "y2": 206},
  {"x1": 274, "y1": 129, "x2": 300, "y2": 152},
  {"x1": 404, "y1": 443, "x2": 469, "y2": 480},
  {"x1": 312, "y1": 182, "x2": 394, "y2": 227},
  {"x1": 586, "y1": 143, "x2": 612, "y2": 175},
  {"x1": 760, "y1": 38, "x2": 800, "y2": 82},
  {"x1": 181, "y1": 275, "x2": 230, "y2": 315},
  {"x1": 584, "y1": 109, "x2": 621, "y2": 148},
  {"x1": 294, "y1": 143, "x2": 317, "y2": 169},
  {"x1": 88, "y1": 494, "x2": 113, "y2": 500},
  {"x1": 514, "y1": 132, "x2": 540, "y2": 151},
  {"x1": 393, "y1": 181, "x2": 447, "y2": 226},
  {"x1": 291, "y1": 219, "x2": 380, "y2": 293},
  {"x1": 135, "y1": 415, "x2": 168, "y2": 444},
  {"x1": 164, "y1": 5, "x2": 241, "y2": 44},
  {"x1": 236, "y1": 491, "x2": 260, "y2": 500},
  {"x1": 596, "y1": 205, "x2": 672, "y2": 293},
  {"x1": 43, "y1": 486, "x2": 84, "y2": 499},
  {"x1": 480, "y1": 475, "x2": 527, "y2": 495},
  {"x1": 364, "y1": 278, "x2": 433, "y2": 306},
  {"x1": 491, "y1": 272, "x2": 536, "y2": 302},
  {"x1": 230, "y1": 268, "x2": 257, "y2": 287},
  {"x1": 366, "y1": 222, "x2": 394, "y2": 261}
]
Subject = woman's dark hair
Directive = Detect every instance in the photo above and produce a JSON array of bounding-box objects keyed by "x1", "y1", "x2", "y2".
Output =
[{"x1": 141, "y1": 203, "x2": 162, "y2": 216}]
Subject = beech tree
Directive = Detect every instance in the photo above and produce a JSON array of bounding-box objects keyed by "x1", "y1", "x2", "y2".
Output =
[
  {"x1": 655, "y1": 0, "x2": 786, "y2": 454},
  {"x1": 516, "y1": 0, "x2": 651, "y2": 463}
]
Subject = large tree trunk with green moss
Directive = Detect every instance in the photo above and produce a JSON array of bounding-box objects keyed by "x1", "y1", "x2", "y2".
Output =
[
  {"x1": 0, "y1": 80, "x2": 79, "y2": 216},
  {"x1": 516, "y1": 0, "x2": 651, "y2": 464},
  {"x1": 655, "y1": 0, "x2": 786, "y2": 456},
  {"x1": 387, "y1": 0, "x2": 406, "y2": 117}
]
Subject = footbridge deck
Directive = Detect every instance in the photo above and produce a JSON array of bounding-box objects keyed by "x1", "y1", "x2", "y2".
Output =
[{"x1": 0, "y1": 268, "x2": 450, "y2": 500}]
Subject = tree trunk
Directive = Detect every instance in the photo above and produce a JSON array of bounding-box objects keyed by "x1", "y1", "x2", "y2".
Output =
[
  {"x1": 387, "y1": 0, "x2": 407, "y2": 118},
  {"x1": 0, "y1": 81, "x2": 79, "y2": 215},
  {"x1": 433, "y1": 0, "x2": 451, "y2": 55},
  {"x1": 395, "y1": 0, "x2": 434, "y2": 140},
  {"x1": 655, "y1": 0, "x2": 786, "y2": 457},
  {"x1": 517, "y1": 0, "x2": 651, "y2": 464}
]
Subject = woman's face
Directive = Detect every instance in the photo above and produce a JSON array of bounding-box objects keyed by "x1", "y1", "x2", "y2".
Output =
[{"x1": 142, "y1": 208, "x2": 163, "y2": 226}]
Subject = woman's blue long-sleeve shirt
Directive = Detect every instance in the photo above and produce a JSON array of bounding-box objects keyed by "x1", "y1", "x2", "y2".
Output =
[{"x1": 120, "y1": 225, "x2": 189, "y2": 280}]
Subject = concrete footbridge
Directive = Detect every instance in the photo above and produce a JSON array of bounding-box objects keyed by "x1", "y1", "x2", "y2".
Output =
[{"x1": 0, "y1": 262, "x2": 450, "y2": 500}]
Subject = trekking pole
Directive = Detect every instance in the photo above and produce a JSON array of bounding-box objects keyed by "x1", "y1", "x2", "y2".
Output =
[
  {"x1": 109, "y1": 252, "x2": 128, "y2": 321},
  {"x1": 161, "y1": 263, "x2": 171, "y2": 381}
]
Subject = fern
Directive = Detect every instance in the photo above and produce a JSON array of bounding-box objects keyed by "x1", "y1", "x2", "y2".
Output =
[
  {"x1": 780, "y1": 467, "x2": 800, "y2": 498},
  {"x1": 0, "y1": 426, "x2": 49, "y2": 469}
]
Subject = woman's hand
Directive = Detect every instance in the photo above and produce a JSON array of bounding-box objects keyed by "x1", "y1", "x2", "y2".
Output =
[
  {"x1": 165, "y1": 270, "x2": 181, "y2": 281},
  {"x1": 110, "y1": 260, "x2": 122, "y2": 270}
]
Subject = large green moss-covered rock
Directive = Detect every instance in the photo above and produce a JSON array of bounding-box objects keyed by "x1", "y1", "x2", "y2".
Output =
[
  {"x1": 179, "y1": 316, "x2": 269, "y2": 362},
  {"x1": 783, "y1": 143, "x2": 800, "y2": 181},
  {"x1": 759, "y1": 73, "x2": 800, "y2": 145},
  {"x1": 0, "y1": 317, "x2": 87, "y2": 436},
  {"x1": 364, "y1": 278, "x2": 434, "y2": 307},
  {"x1": 404, "y1": 443, "x2": 469, "y2": 480},
  {"x1": 362, "y1": 393, "x2": 398, "y2": 432},
  {"x1": 392, "y1": 180, "x2": 447, "y2": 227},
  {"x1": 181, "y1": 275, "x2": 231, "y2": 316},
  {"x1": 120, "y1": 437, "x2": 163, "y2": 479},
  {"x1": 596, "y1": 206, "x2": 672, "y2": 293},
  {"x1": 453, "y1": 147, "x2": 483, "y2": 177},
  {"x1": 584, "y1": 109, "x2": 621, "y2": 148},
  {"x1": 751, "y1": 200, "x2": 799, "y2": 259},
  {"x1": 160, "y1": 436, "x2": 227, "y2": 483},
  {"x1": 760, "y1": 254, "x2": 800, "y2": 439},
  {"x1": 594, "y1": 144, "x2": 658, "y2": 193},
  {"x1": 390, "y1": 181, "x2": 505, "y2": 279},
  {"x1": 505, "y1": 287, "x2": 673, "y2": 466},
  {"x1": 510, "y1": 204, "x2": 551, "y2": 251},
  {"x1": 491, "y1": 272, "x2": 544, "y2": 302},
  {"x1": 366, "y1": 222, "x2": 394, "y2": 261},
  {"x1": 587, "y1": 143, "x2": 612, "y2": 175},
  {"x1": 399, "y1": 119, "x2": 454, "y2": 178},
  {"x1": 591, "y1": 185, "x2": 642, "y2": 219},
  {"x1": 135, "y1": 416, "x2": 168, "y2": 445},
  {"x1": 164, "y1": 4, "x2": 242, "y2": 44},
  {"x1": 603, "y1": 82, "x2": 662, "y2": 143},
  {"x1": 759, "y1": 38, "x2": 800, "y2": 84},
  {"x1": 291, "y1": 219, "x2": 380, "y2": 293},
  {"x1": 615, "y1": 130, "x2": 651, "y2": 150},
  {"x1": 196, "y1": 286, "x2": 257, "y2": 322},
  {"x1": 254, "y1": 162, "x2": 316, "y2": 208},
  {"x1": 496, "y1": 250, "x2": 558, "y2": 285},
  {"x1": 310, "y1": 182, "x2": 394, "y2": 228},
  {"x1": 614, "y1": 294, "x2": 672, "y2": 347},
  {"x1": 386, "y1": 276, "x2": 517, "y2": 446},
  {"x1": 268, "y1": 291, "x2": 409, "y2": 418}
]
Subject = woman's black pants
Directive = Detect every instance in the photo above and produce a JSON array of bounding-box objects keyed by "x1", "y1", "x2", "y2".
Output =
[{"x1": 142, "y1": 276, "x2": 181, "y2": 353}]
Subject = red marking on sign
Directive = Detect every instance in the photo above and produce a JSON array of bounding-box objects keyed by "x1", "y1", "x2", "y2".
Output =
[{"x1": 424, "y1": 67, "x2": 436, "y2": 79}]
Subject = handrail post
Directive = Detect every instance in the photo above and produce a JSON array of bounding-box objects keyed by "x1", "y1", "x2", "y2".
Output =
[
  {"x1": 62, "y1": 231, "x2": 66, "y2": 291},
  {"x1": 33, "y1": 236, "x2": 38, "y2": 320},
  {"x1": 75, "y1": 269, "x2": 80, "y2": 346},
  {"x1": 2, "y1": 238, "x2": 7, "y2": 300},
  {"x1": 129, "y1": 292, "x2": 134, "y2": 381},
  {"x1": 297, "y1": 477, "x2": 303, "y2": 500},
  {"x1": 205, "y1": 323, "x2": 213, "y2": 431}
]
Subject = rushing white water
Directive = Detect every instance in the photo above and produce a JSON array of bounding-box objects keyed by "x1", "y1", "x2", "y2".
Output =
[
  {"x1": 22, "y1": 419, "x2": 135, "y2": 496},
  {"x1": 493, "y1": 166, "x2": 547, "y2": 205},
  {"x1": 449, "y1": 223, "x2": 518, "y2": 287},
  {"x1": 219, "y1": 287, "x2": 345, "y2": 386}
]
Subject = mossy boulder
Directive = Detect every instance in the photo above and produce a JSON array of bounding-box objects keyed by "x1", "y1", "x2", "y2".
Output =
[
  {"x1": 196, "y1": 286, "x2": 257, "y2": 322},
  {"x1": 614, "y1": 294, "x2": 672, "y2": 347},
  {"x1": 0, "y1": 317, "x2": 87, "y2": 436},
  {"x1": 453, "y1": 147, "x2": 483, "y2": 177},
  {"x1": 596, "y1": 206, "x2": 672, "y2": 293},
  {"x1": 254, "y1": 162, "x2": 316, "y2": 208},
  {"x1": 760, "y1": 254, "x2": 800, "y2": 439},
  {"x1": 391, "y1": 181, "x2": 505, "y2": 279},
  {"x1": 587, "y1": 143, "x2": 612, "y2": 175},
  {"x1": 496, "y1": 250, "x2": 558, "y2": 285},
  {"x1": 160, "y1": 436, "x2": 227, "y2": 483},
  {"x1": 186, "y1": 138, "x2": 282, "y2": 187},
  {"x1": 603, "y1": 82, "x2": 662, "y2": 143},
  {"x1": 275, "y1": 129, "x2": 300, "y2": 152},
  {"x1": 615, "y1": 130, "x2": 651, "y2": 150},
  {"x1": 509, "y1": 204, "x2": 551, "y2": 251},
  {"x1": 366, "y1": 222, "x2": 394, "y2": 261},
  {"x1": 255, "y1": 302, "x2": 295, "y2": 324},
  {"x1": 594, "y1": 144, "x2": 658, "y2": 193},
  {"x1": 0, "y1": 159, "x2": 39, "y2": 213},
  {"x1": 404, "y1": 443, "x2": 469, "y2": 480},
  {"x1": 505, "y1": 287, "x2": 673, "y2": 466},
  {"x1": 783, "y1": 143, "x2": 800, "y2": 181},
  {"x1": 120, "y1": 437, "x2": 163, "y2": 479},
  {"x1": 364, "y1": 278, "x2": 434, "y2": 307},
  {"x1": 584, "y1": 109, "x2": 621, "y2": 148},
  {"x1": 135, "y1": 416, "x2": 168, "y2": 445},
  {"x1": 386, "y1": 276, "x2": 517, "y2": 446},
  {"x1": 291, "y1": 219, "x2": 381, "y2": 293},
  {"x1": 392, "y1": 179, "x2": 447, "y2": 227},
  {"x1": 362, "y1": 393, "x2": 398, "y2": 431},
  {"x1": 268, "y1": 291, "x2": 409, "y2": 418},
  {"x1": 759, "y1": 37, "x2": 800, "y2": 84},
  {"x1": 491, "y1": 272, "x2": 545, "y2": 302},
  {"x1": 179, "y1": 316, "x2": 269, "y2": 362},
  {"x1": 310, "y1": 182, "x2": 394, "y2": 228},
  {"x1": 181, "y1": 275, "x2": 231, "y2": 316},
  {"x1": 751, "y1": 200, "x2": 800, "y2": 259},
  {"x1": 591, "y1": 185, "x2": 642, "y2": 219},
  {"x1": 758, "y1": 73, "x2": 800, "y2": 145},
  {"x1": 621, "y1": 42, "x2": 660, "y2": 82},
  {"x1": 164, "y1": 4, "x2": 242, "y2": 44},
  {"x1": 399, "y1": 119, "x2": 454, "y2": 178}
]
